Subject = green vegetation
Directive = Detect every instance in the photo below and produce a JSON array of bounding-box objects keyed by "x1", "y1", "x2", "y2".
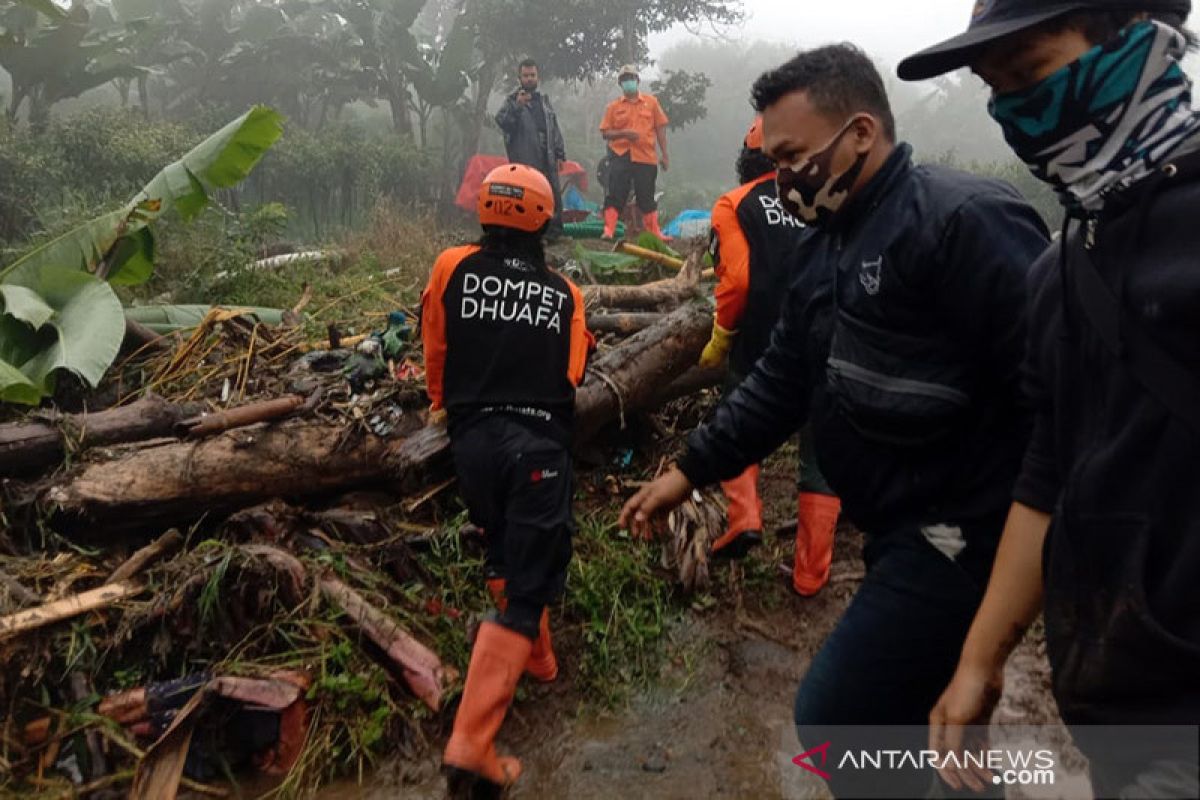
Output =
[{"x1": 0, "y1": 106, "x2": 282, "y2": 404}]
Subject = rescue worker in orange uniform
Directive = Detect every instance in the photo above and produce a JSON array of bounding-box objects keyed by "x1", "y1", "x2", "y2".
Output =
[
  {"x1": 599, "y1": 64, "x2": 672, "y2": 241},
  {"x1": 421, "y1": 163, "x2": 592, "y2": 795},
  {"x1": 700, "y1": 117, "x2": 841, "y2": 594}
]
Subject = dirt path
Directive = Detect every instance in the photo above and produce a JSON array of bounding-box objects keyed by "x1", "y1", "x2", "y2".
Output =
[{"x1": 314, "y1": 448, "x2": 1071, "y2": 800}]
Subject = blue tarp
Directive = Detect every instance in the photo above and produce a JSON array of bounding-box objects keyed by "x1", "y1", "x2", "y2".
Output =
[
  {"x1": 663, "y1": 209, "x2": 711, "y2": 238},
  {"x1": 564, "y1": 184, "x2": 596, "y2": 212}
]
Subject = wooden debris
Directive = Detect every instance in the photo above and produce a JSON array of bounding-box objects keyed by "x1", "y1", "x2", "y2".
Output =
[
  {"x1": 106, "y1": 529, "x2": 185, "y2": 584},
  {"x1": 0, "y1": 394, "x2": 204, "y2": 478},
  {"x1": 404, "y1": 476, "x2": 456, "y2": 514},
  {"x1": 0, "y1": 571, "x2": 40, "y2": 606},
  {"x1": 586, "y1": 312, "x2": 665, "y2": 335},
  {"x1": 40, "y1": 305, "x2": 710, "y2": 531},
  {"x1": 0, "y1": 581, "x2": 141, "y2": 640},
  {"x1": 319, "y1": 576, "x2": 453, "y2": 711},
  {"x1": 574, "y1": 302, "x2": 711, "y2": 441},
  {"x1": 582, "y1": 248, "x2": 706, "y2": 311},
  {"x1": 177, "y1": 394, "x2": 305, "y2": 438}
]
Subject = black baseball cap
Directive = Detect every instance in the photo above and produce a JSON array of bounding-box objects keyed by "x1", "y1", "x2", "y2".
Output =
[{"x1": 897, "y1": 0, "x2": 1193, "y2": 81}]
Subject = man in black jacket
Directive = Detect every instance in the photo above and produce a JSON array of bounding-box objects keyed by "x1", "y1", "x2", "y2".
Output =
[
  {"x1": 495, "y1": 58, "x2": 567, "y2": 236},
  {"x1": 901, "y1": 2, "x2": 1200, "y2": 796},
  {"x1": 620, "y1": 44, "x2": 1049, "y2": 797}
]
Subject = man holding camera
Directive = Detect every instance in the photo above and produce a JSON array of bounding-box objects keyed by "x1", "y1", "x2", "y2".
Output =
[{"x1": 495, "y1": 58, "x2": 567, "y2": 237}]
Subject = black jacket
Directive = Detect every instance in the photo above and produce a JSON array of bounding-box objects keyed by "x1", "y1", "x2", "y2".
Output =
[
  {"x1": 421, "y1": 244, "x2": 590, "y2": 443},
  {"x1": 1014, "y1": 148, "x2": 1200, "y2": 725},
  {"x1": 709, "y1": 172, "x2": 811, "y2": 375},
  {"x1": 495, "y1": 90, "x2": 565, "y2": 170},
  {"x1": 678, "y1": 145, "x2": 1050, "y2": 537}
]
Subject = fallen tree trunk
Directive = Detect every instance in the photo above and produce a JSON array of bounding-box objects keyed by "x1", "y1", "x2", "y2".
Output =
[
  {"x1": 40, "y1": 304, "x2": 711, "y2": 531},
  {"x1": 575, "y1": 303, "x2": 711, "y2": 441},
  {"x1": 581, "y1": 248, "x2": 705, "y2": 311},
  {"x1": 586, "y1": 312, "x2": 665, "y2": 335},
  {"x1": 0, "y1": 395, "x2": 204, "y2": 479}
]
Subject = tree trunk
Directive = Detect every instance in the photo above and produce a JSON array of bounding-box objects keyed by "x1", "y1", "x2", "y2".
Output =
[
  {"x1": 574, "y1": 302, "x2": 710, "y2": 441},
  {"x1": 39, "y1": 305, "x2": 711, "y2": 532},
  {"x1": 137, "y1": 74, "x2": 150, "y2": 118},
  {"x1": 586, "y1": 312, "x2": 665, "y2": 335},
  {"x1": 623, "y1": 5, "x2": 637, "y2": 65},
  {"x1": 0, "y1": 395, "x2": 204, "y2": 479},
  {"x1": 386, "y1": 79, "x2": 413, "y2": 138},
  {"x1": 582, "y1": 248, "x2": 705, "y2": 311},
  {"x1": 462, "y1": 60, "x2": 497, "y2": 162}
]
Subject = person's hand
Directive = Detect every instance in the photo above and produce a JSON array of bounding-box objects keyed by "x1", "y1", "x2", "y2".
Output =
[
  {"x1": 557, "y1": 159, "x2": 566, "y2": 172},
  {"x1": 929, "y1": 661, "x2": 1004, "y2": 792},
  {"x1": 618, "y1": 129, "x2": 639, "y2": 141},
  {"x1": 618, "y1": 467, "x2": 694, "y2": 539},
  {"x1": 516, "y1": 90, "x2": 531, "y2": 106},
  {"x1": 659, "y1": 153, "x2": 670, "y2": 172}
]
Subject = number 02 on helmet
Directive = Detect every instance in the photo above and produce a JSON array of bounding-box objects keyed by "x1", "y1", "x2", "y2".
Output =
[{"x1": 478, "y1": 163, "x2": 555, "y2": 232}]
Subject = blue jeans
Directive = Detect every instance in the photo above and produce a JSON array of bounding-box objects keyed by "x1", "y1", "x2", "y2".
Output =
[{"x1": 793, "y1": 524, "x2": 999, "y2": 798}]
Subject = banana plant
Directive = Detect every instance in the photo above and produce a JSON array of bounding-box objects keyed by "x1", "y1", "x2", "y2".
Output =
[
  {"x1": 0, "y1": 1, "x2": 144, "y2": 125},
  {"x1": 0, "y1": 105, "x2": 283, "y2": 405}
]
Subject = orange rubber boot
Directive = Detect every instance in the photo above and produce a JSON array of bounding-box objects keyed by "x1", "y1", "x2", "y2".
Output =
[
  {"x1": 443, "y1": 621, "x2": 532, "y2": 791},
  {"x1": 793, "y1": 492, "x2": 840, "y2": 596},
  {"x1": 525, "y1": 608, "x2": 558, "y2": 682},
  {"x1": 484, "y1": 578, "x2": 557, "y2": 683},
  {"x1": 712, "y1": 465, "x2": 763, "y2": 558},
  {"x1": 601, "y1": 207, "x2": 619, "y2": 240},
  {"x1": 642, "y1": 210, "x2": 673, "y2": 242}
]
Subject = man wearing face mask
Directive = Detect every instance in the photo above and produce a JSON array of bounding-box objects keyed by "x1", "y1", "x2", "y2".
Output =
[
  {"x1": 495, "y1": 58, "x2": 567, "y2": 238},
  {"x1": 620, "y1": 44, "x2": 1049, "y2": 797},
  {"x1": 901, "y1": 3, "x2": 1200, "y2": 796},
  {"x1": 599, "y1": 65, "x2": 671, "y2": 241}
]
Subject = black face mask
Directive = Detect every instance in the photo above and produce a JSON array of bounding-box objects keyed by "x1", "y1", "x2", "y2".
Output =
[{"x1": 774, "y1": 117, "x2": 868, "y2": 229}]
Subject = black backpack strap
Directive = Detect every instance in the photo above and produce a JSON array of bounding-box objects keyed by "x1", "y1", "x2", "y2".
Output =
[{"x1": 1068, "y1": 220, "x2": 1200, "y2": 436}]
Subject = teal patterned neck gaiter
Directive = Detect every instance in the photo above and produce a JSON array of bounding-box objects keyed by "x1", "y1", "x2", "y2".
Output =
[{"x1": 989, "y1": 20, "x2": 1200, "y2": 211}]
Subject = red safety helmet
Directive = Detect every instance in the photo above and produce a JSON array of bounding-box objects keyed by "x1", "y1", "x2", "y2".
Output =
[
  {"x1": 478, "y1": 163, "x2": 554, "y2": 233},
  {"x1": 744, "y1": 115, "x2": 764, "y2": 151}
]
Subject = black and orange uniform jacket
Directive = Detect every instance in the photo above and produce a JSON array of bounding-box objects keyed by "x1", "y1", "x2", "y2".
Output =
[
  {"x1": 708, "y1": 171, "x2": 809, "y2": 374},
  {"x1": 421, "y1": 244, "x2": 591, "y2": 443}
]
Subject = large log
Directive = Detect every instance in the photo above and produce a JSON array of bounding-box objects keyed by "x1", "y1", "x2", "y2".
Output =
[
  {"x1": 586, "y1": 312, "x2": 665, "y2": 335},
  {"x1": 40, "y1": 304, "x2": 712, "y2": 531},
  {"x1": 581, "y1": 248, "x2": 705, "y2": 311},
  {"x1": 0, "y1": 395, "x2": 204, "y2": 478},
  {"x1": 575, "y1": 303, "x2": 711, "y2": 441}
]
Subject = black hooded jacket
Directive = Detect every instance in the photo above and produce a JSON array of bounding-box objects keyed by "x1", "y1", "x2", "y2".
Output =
[
  {"x1": 1015, "y1": 146, "x2": 1200, "y2": 725},
  {"x1": 677, "y1": 144, "x2": 1050, "y2": 537}
]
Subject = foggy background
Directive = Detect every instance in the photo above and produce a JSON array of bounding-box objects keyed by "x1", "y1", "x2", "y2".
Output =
[{"x1": 5, "y1": 0, "x2": 1199, "y2": 243}]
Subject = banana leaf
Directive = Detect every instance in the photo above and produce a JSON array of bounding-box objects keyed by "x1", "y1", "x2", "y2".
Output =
[
  {"x1": 0, "y1": 264, "x2": 124, "y2": 405},
  {"x1": 125, "y1": 304, "x2": 285, "y2": 335},
  {"x1": 0, "y1": 105, "x2": 284, "y2": 287}
]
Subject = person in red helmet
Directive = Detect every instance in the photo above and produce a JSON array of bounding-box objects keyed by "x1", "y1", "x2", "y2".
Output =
[
  {"x1": 421, "y1": 163, "x2": 592, "y2": 796},
  {"x1": 701, "y1": 117, "x2": 841, "y2": 587}
]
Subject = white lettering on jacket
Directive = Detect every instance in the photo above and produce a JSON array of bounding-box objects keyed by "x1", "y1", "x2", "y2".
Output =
[
  {"x1": 758, "y1": 195, "x2": 804, "y2": 228},
  {"x1": 460, "y1": 272, "x2": 568, "y2": 333}
]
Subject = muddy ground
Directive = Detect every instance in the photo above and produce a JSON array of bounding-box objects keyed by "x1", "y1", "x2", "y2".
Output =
[{"x1": 310, "y1": 446, "x2": 1079, "y2": 800}]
